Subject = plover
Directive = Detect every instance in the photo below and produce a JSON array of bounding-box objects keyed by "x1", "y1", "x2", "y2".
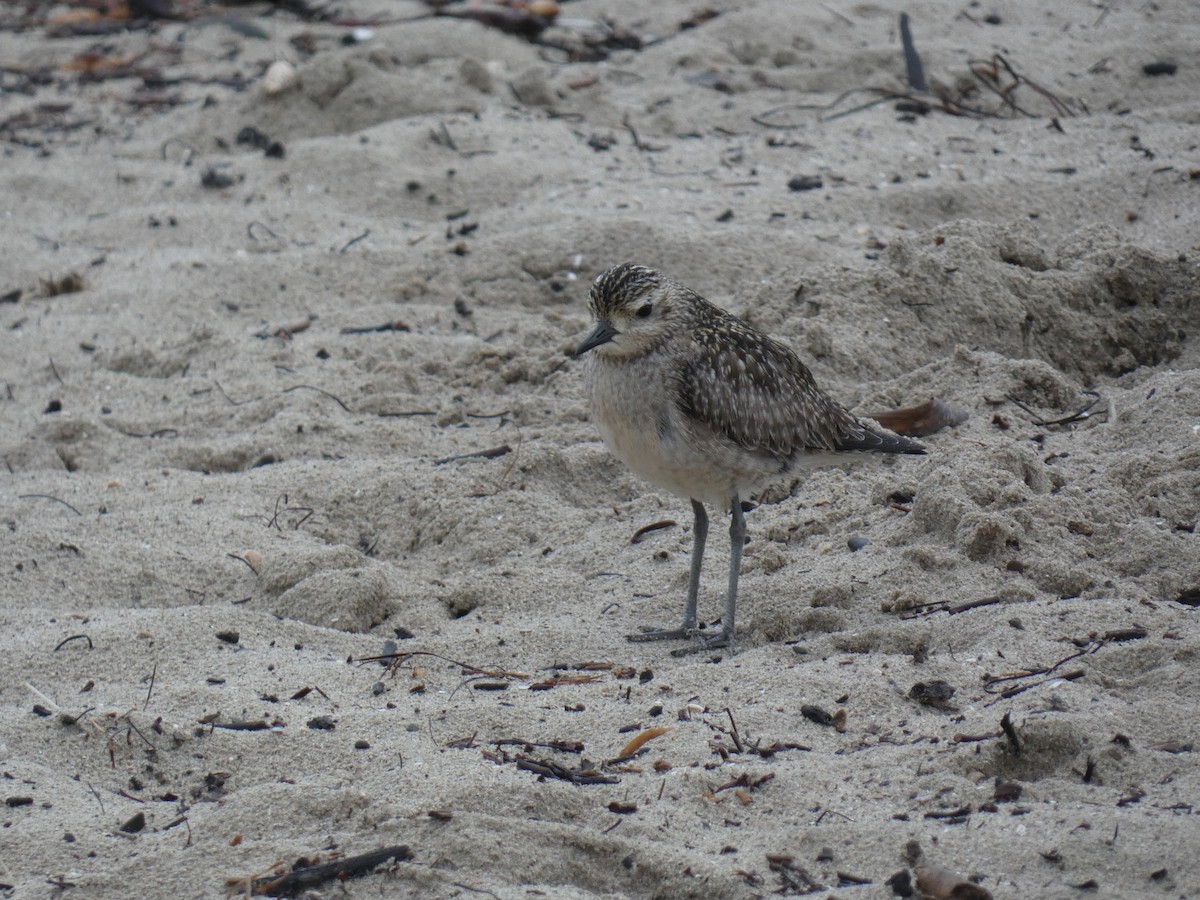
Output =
[{"x1": 575, "y1": 263, "x2": 926, "y2": 654}]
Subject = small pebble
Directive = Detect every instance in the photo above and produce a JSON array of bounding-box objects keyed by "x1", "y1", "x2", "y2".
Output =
[
  {"x1": 847, "y1": 535, "x2": 870, "y2": 552},
  {"x1": 787, "y1": 174, "x2": 823, "y2": 192},
  {"x1": 354, "y1": 739, "x2": 370, "y2": 750},
  {"x1": 801, "y1": 704, "x2": 833, "y2": 726},
  {"x1": 909, "y1": 680, "x2": 956, "y2": 709},
  {"x1": 262, "y1": 60, "x2": 299, "y2": 96},
  {"x1": 1142, "y1": 62, "x2": 1177, "y2": 76}
]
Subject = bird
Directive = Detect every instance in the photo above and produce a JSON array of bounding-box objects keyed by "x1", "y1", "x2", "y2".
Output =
[{"x1": 574, "y1": 262, "x2": 926, "y2": 654}]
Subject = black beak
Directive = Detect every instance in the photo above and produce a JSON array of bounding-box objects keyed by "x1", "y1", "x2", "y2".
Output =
[{"x1": 574, "y1": 321, "x2": 619, "y2": 357}]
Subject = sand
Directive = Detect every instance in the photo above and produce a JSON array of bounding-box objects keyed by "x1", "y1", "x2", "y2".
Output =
[{"x1": 1, "y1": 0, "x2": 1198, "y2": 897}]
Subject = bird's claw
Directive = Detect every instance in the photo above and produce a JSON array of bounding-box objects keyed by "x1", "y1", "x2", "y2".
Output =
[
  {"x1": 626, "y1": 624, "x2": 697, "y2": 643},
  {"x1": 669, "y1": 631, "x2": 734, "y2": 657},
  {"x1": 627, "y1": 624, "x2": 735, "y2": 656}
]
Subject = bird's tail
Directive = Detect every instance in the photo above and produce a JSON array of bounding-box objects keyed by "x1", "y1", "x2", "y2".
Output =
[{"x1": 837, "y1": 424, "x2": 927, "y2": 455}]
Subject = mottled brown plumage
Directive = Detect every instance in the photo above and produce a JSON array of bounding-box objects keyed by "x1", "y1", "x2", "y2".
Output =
[{"x1": 577, "y1": 263, "x2": 925, "y2": 653}]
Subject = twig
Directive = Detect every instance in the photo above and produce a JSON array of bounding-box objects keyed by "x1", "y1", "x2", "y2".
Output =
[
  {"x1": 282, "y1": 384, "x2": 352, "y2": 413},
  {"x1": 910, "y1": 596, "x2": 1002, "y2": 618},
  {"x1": 362, "y1": 648, "x2": 528, "y2": 682},
  {"x1": 1007, "y1": 391, "x2": 1102, "y2": 427},
  {"x1": 53, "y1": 634, "x2": 93, "y2": 651},
  {"x1": 255, "y1": 316, "x2": 315, "y2": 339},
  {"x1": 631, "y1": 520, "x2": 676, "y2": 544},
  {"x1": 621, "y1": 115, "x2": 665, "y2": 152},
  {"x1": 985, "y1": 641, "x2": 1095, "y2": 690},
  {"x1": 725, "y1": 707, "x2": 744, "y2": 753},
  {"x1": 338, "y1": 229, "x2": 371, "y2": 253},
  {"x1": 451, "y1": 883, "x2": 501, "y2": 899},
  {"x1": 143, "y1": 662, "x2": 157, "y2": 711},
  {"x1": 435, "y1": 444, "x2": 512, "y2": 465},
  {"x1": 18, "y1": 493, "x2": 82, "y2": 515},
  {"x1": 899, "y1": 14, "x2": 927, "y2": 92},
  {"x1": 434, "y1": 120, "x2": 458, "y2": 152},
  {"x1": 516, "y1": 757, "x2": 619, "y2": 785},
  {"x1": 820, "y1": 3, "x2": 855, "y2": 27},
  {"x1": 1000, "y1": 712, "x2": 1021, "y2": 755},
  {"x1": 249, "y1": 845, "x2": 412, "y2": 894},
  {"x1": 213, "y1": 380, "x2": 260, "y2": 406},
  {"x1": 970, "y1": 54, "x2": 1074, "y2": 118},
  {"x1": 227, "y1": 552, "x2": 260, "y2": 573},
  {"x1": 209, "y1": 719, "x2": 274, "y2": 731},
  {"x1": 266, "y1": 493, "x2": 314, "y2": 531},
  {"x1": 86, "y1": 782, "x2": 105, "y2": 813},
  {"x1": 340, "y1": 321, "x2": 410, "y2": 335}
]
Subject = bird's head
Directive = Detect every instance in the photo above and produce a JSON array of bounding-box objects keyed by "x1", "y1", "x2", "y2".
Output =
[{"x1": 575, "y1": 263, "x2": 676, "y2": 359}]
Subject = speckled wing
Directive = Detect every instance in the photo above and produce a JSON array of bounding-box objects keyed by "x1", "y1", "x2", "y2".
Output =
[{"x1": 673, "y1": 308, "x2": 856, "y2": 458}]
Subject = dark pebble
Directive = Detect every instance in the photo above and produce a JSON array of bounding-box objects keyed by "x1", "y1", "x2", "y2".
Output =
[
  {"x1": 801, "y1": 704, "x2": 833, "y2": 726},
  {"x1": 200, "y1": 167, "x2": 237, "y2": 189},
  {"x1": 787, "y1": 174, "x2": 823, "y2": 192},
  {"x1": 908, "y1": 680, "x2": 956, "y2": 707},
  {"x1": 215, "y1": 630, "x2": 239, "y2": 644},
  {"x1": 1143, "y1": 62, "x2": 1178, "y2": 76},
  {"x1": 119, "y1": 811, "x2": 146, "y2": 833},
  {"x1": 847, "y1": 535, "x2": 870, "y2": 552},
  {"x1": 354, "y1": 739, "x2": 370, "y2": 750},
  {"x1": 886, "y1": 869, "x2": 914, "y2": 897},
  {"x1": 993, "y1": 779, "x2": 1023, "y2": 803},
  {"x1": 1175, "y1": 587, "x2": 1200, "y2": 607},
  {"x1": 307, "y1": 716, "x2": 336, "y2": 731}
]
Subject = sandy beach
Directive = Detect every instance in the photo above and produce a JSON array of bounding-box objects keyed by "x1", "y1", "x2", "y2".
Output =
[{"x1": 1, "y1": 0, "x2": 1198, "y2": 897}]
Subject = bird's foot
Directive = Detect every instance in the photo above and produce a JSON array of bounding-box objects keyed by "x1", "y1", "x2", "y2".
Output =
[
  {"x1": 669, "y1": 630, "x2": 735, "y2": 657},
  {"x1": 626, "y1": 624, "x2": 697, "y2": 643}
]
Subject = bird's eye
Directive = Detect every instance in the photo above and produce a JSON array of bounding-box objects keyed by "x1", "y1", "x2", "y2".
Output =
[{"x1": 635, "y1": 303, "x2": 653, "y2": 318}]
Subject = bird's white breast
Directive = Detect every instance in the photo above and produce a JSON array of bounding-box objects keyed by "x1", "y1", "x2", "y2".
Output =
[{"x1": 585, "y1": 352, "x2": 781, "y2": 507}]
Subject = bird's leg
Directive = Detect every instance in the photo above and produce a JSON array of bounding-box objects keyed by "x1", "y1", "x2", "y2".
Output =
[
  {"x1": 628, "y1": 499, "x2": 707, "y2": 642},
  {"x1": 682, "y1": 498, "x2": 707, "y2": 631},
  {"x1": 671, "y1": 494, "x2": 742, "y2": 656},
  {"x1": 722, "y1": 495, "x2": 745, "y2": 646}
]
